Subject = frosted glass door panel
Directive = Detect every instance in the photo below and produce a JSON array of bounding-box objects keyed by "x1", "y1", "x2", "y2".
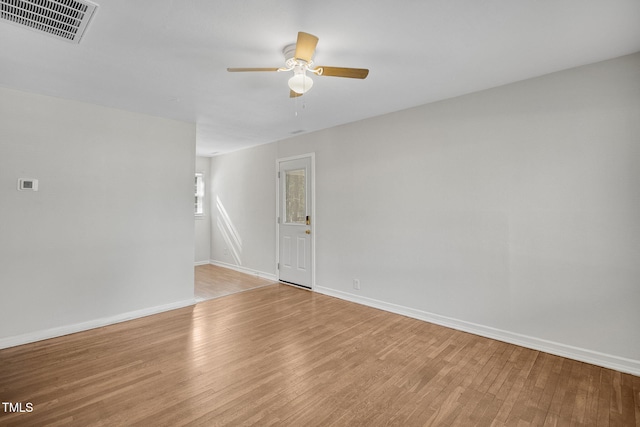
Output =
[{"x1": 285, "y1": 169, "x2": 306, "y2": 224}]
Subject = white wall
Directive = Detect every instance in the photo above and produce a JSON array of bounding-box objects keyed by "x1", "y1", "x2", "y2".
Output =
[
  {"x1": 210, "y1": 143, "x2": 277, "y2": 276},
  {"x1": 195, "y1": 156, "x2": 211, "y2": 264},
  {"x1": 208, "y1": 52, "x2": 640, "y2": 373},
  {"x1": 0, "y1": 87, "x2": 196, "y2": 343}
]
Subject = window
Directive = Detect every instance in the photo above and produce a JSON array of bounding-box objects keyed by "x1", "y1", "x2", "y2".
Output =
[{"x1": 195, "y1": 172, "x2": 204, "y2": 217}]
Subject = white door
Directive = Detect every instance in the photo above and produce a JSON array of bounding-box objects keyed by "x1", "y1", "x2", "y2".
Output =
[{"x1": 277, "y1": 156, "x2": 313, "y2": 288}]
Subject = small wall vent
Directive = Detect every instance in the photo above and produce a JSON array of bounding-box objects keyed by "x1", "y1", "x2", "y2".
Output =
[{"x1": 1, "y1": 0, "x2": 98, "y2": 43}]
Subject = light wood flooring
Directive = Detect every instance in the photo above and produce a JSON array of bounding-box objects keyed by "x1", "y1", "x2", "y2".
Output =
[
  {"x1": 1, "y1": 283, "x2": 638, "y2": 426},
  {"x1": 194, "y1": 264, "x2": 276, "y2": 301}
]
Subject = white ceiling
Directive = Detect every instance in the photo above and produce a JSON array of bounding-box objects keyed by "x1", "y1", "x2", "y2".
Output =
[{"x1": 1, "y1": 1, "x2": 639, "y2": 156}]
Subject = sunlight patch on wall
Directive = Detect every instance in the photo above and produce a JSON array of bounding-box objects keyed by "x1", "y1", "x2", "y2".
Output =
[{"x1": 216, "y1": 196, "x2": 242, "y2": 266}]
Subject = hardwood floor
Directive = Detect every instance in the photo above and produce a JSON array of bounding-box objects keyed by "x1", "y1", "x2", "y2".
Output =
[
  {"x1": 1, "y1": 284, "x2": 638, "y2": 426},
  {"x1": 194, "y1": 264, "x2": 276, "y2": 301}
]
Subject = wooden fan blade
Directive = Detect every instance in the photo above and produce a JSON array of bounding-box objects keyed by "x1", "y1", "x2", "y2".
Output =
[
  {"x1": 294, "y1": 32, "x2": 318, "y2": 63},
  {"x1": 227, "y1": 67, "x2": 280, "y2": 72},
  {"x1": 317, "y1": 66, "x2": 369, "y2": 79},
  {"x1": 290, "y1": 90, "x2": 303, "y2": 98}
]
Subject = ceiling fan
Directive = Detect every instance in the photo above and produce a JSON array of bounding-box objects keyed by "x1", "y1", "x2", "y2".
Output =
[{"x1": 227, "y1": 32, "x2": 369, "y2": 98}]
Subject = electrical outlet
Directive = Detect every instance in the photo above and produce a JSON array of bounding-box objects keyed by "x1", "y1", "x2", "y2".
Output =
[{"x1": 353, "y1": 279, "x2": 360, "y2": 290}]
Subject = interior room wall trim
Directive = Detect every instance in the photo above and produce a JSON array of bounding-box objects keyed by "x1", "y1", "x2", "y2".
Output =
[
  {"x1": 315, "y1": 286, "x2": 640, "y2": 377},
  {"x1": 0, "y1": 298, "x2": 196, "y2": 350},
  {"x1": 208, "y1": 260, "x2": 278, "y2": 282}
]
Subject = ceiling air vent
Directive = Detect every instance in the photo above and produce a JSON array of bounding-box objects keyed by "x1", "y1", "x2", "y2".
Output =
[{"x1": 1, "y1": 0, "x2": 98, "y2": 43}]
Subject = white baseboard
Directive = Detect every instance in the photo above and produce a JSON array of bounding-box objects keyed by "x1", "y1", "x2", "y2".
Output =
[
  {"x1": 194, "y1": 260, "x2": 210, "y2": 266},
  {"x1": 315, "y1": 286, "x2": 640, "y2": 377},
  {"x1": 208, "y1": 260, "x2": 277, "y2": 282},
  {"x1": 0, "y1": 298, "x2": 196, "y2": 350}
]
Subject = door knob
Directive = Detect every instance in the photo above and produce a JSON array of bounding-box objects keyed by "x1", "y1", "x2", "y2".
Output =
[{"x1": 305, "y1": 230, "x2": 311, "y2": 234}]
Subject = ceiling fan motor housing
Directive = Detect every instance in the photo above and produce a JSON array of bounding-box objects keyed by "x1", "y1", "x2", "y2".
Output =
[{"x1": 283, "y1": 44, "x2": 311, "y2": 67}]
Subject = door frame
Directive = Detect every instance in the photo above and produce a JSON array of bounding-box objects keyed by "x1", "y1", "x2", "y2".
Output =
[{"x1": 276, "y1": 153, "x2": 316, "y2": 290}]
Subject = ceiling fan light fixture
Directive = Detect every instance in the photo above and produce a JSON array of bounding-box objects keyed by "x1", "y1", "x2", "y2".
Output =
[{"x1": 288, "y1": 73, "x2": 313, "y2": 94}]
